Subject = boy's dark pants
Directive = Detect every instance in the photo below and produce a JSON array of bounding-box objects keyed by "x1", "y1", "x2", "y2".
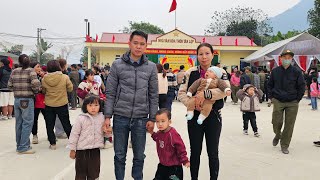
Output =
[
  {"x1": 75, "y1": 148, "x2": 100, "y2": 180},
  {"x1": 272, "y1": 98, "x2": 299, "y2": 148},
  {"x1": 154, "y1": 163, "x2": 183, "y2": 180},
  {"x1": 243, "y1": 112, "x2": 258, "y2": 132}
]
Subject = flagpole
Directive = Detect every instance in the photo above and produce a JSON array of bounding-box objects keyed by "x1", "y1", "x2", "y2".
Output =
[{"x1": 175, "y1": 9, "x2": 177, "y2": 28}]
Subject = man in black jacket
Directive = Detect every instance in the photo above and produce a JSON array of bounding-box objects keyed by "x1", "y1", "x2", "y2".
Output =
[
  {"x1": 240, "y1": 67, "x2": 251, "y2": 88},
  {"x1": 268, "y1": 50, "x2": 305, "y2": 154}
]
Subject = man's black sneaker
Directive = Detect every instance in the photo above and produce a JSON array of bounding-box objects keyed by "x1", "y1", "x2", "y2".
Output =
[
  {"x1": 273, "y1": 137, "x2": 279, "y2": 146},
  {"x1": 313, "y1": 141, "x2": 320, "y2": 147},
  {"x1": 281, "y1": 147, "x2": 289, "y2": 154}
]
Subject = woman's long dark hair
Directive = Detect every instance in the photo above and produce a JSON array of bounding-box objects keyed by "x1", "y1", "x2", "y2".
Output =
[{"x1": 156, "y1": 64, "x2": 166, "y2": 78}]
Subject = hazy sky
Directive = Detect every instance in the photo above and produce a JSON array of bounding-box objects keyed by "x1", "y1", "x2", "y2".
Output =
[{"x1": 0, "y1": 0, "x2": 301, "y2": 63}]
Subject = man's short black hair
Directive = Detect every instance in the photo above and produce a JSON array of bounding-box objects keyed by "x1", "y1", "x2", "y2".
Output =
[
  {"x1": 163, "y1": 63, "x2": 170, "y2": 70},
  {"x1": 77, "y1": 64, "x2": 82, "y2": 68},
  {"x1": 156, "y1": 108, "x2": 171, "y2": 120},
  {"x1": 81, "y1": 95, "x2": 102, "y2": 113},
  {"x1": 180, "y1": 65, "x2": 185, "y2": 70},
  {"x1": 71, "y1": 64, "x2": 77, "y2": 69},
  {"x1": 130, "y1": 30, "x2": 148, "y2": 42}
]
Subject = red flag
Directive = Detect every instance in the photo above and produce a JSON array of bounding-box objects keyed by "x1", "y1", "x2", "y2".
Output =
[
  {"x1": 187, "y1": 57, "x2": 194, "y2": 67},
  {"x1": 161, "y1": 57, "x2": 168, "y2": 64},
  {"x1": 86, "y1": 35, "x2": 92, "y2": 42},
  {"x1": 96, "y1": 34, "x2": 98, "y2": 42},
  {"x1": 299, "y1": 56, "x2": 307, "y2": 71},
  {"x1": 7, "y1": 56, "x2": 13, "y2": 68},
  {"x1": 235, "y1": 38, "x2": 238, "y2": 46},
  {"x1": 112, "y1": 35, "x2": 115, "y2": 43},
  {"x1": 169, "y1": 0, "x2": 177, "y2": 13},
  {"x1": 202, "y1": 37, "x2": 206, "y2": 43},
  {"x1": 219, "y1": 37, "x2": 222, "y2": 46},
  {"x1": 250, "y1": 38, "x2": 254, "y2": 46}
]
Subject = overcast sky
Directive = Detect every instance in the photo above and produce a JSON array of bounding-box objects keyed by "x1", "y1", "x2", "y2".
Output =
[{"x1": 0, "y1": 0, "x2": 300, "y2": 63}]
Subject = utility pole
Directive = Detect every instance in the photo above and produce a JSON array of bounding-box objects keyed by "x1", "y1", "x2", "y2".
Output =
[{"x1": 37, "y1": 28, "x2": 46, "y2": 63}]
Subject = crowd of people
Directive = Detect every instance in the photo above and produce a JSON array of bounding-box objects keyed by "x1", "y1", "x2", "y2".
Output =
[{"x1": 0, "y1": 30, "x2": 319, "y2": 180}]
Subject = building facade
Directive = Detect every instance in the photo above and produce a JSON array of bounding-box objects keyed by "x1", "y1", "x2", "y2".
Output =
[{"x1": 85, "y1": 29, "x2": 260, "y2": 71}]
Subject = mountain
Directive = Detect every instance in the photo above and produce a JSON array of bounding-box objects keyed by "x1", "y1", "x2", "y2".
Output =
[{"x1": 270, "y1": 0, "x2": 314, "y2": 33}]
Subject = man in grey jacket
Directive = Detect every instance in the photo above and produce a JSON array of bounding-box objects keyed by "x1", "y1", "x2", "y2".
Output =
[{"x1": 103, "y1": 30, "x2": 158, "y2": 180}]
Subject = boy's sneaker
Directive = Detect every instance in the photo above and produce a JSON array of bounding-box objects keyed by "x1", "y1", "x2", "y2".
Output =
[
  {"x1": 8, "y1": 115, "x2": 13, "y2": 119},
  {"x1": 2, "y1": 116, "x2": 8, "y2": 120},
  {"x1": 49, "y1": 144, "x2": 57, "y2": 150},
  {"x1": 313, "y1": 141, "x2": 320, "y2": 147},
  {"x1": 243, "y1": 130, "x2": 249, "y2": 135},
  {"x1": 104, "y1": 140, "x2": 113, "y2": 149},
  {"x1": 18, "y1": 149, "x2": 35, "y2": 154},
  {"x1": 32, "y1": 135, "x2": 39, "y2": 144},
  {"x1": 254, "y1": 132, "x2": 260, "y2": 137}
]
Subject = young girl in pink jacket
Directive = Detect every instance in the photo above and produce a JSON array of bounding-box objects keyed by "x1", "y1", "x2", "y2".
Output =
[
  {"x1": 310, "y1": 77, "x2": 320, "y2": 110},
  {"x1": 68, "y1": 95, "x2": 112, "y2": 180}
]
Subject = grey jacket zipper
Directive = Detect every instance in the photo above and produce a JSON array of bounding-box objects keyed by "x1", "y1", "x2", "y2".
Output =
[{"x1": 130, "y1": 66, "x2": 137, "y2": 118}]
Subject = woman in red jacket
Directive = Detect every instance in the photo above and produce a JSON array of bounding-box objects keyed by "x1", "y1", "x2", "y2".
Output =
[{"x1": 30, "y1": 61, "x2": 46, "y2": 144}]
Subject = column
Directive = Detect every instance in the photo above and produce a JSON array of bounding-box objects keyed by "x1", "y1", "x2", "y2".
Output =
[{"x1": 88, "y1": 46, "x2": 91, "y2": 69}]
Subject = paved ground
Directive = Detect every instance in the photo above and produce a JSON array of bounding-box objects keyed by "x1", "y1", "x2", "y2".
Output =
[{"x1": 0, "y1": 98, "x2": 320, "y2": 180}]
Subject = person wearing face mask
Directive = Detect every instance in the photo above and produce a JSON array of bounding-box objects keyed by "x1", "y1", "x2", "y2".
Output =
[{"x1": 267, "y1": 50, "x2": 305, "y2": 154}]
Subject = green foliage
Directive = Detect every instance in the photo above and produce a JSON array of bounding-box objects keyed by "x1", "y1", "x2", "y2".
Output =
[
  {"x1": 206, "y1": 6, "x2": 273, "y2": 45},
  {"x1": 308, "y1": 0, "x2": 320, "y2": 37},
  {"x1": 80, "y1": 47, "x2": 96, "y2": 65},
  {"x1": 7, "y1": 45, "x2": 23, "y2": 56},
  {"x1": 120, "y1": 21, "x2": 165, "y2": 34},
  {"x1": 226, "y1": 19, "x2": 262, "y2": 45},
  {"x1": 271, "y1": 30, "x2": 301, "y2": 42},
  {"x1": 29, "y1": 38, "x2": 54, "y2": 65}
]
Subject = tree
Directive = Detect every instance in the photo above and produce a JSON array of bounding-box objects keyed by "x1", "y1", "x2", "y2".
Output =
[
  {"x1": 120, "y1": 21, "x2": 165, "y2": 34},
  {"x1": 259, "y1": 30, "x2": 301, "y2": 45},
  {"x1": 80, "y1": 47, "x2": 96, "y2": 65},
  {"x1": 7, "y1": 45, "x2": 23, "y2": 56},
  {"x1": 0, "y1": 44, "x2": 23, "y2": 56},
  {"x1": 205, "y1": 6, "x2": 273, "y2": 45},
  {"x1": 308, "y1": 0, "x2": 320, "y2": 37},
  {"x1": 29, "y1": 38, "x2": 53, "y2": 65},
  {"x1": 225, "y1": 19, "x2": 264, "y2": 45}
]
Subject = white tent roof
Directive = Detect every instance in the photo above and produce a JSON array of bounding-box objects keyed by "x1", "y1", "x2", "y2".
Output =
[{"x1": 243, "y1": 32, "x2": 320, "y2": 62}]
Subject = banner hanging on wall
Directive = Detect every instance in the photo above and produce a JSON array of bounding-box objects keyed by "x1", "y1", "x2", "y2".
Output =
[{"x1": 158, "y1": 54, "x2": 197, "y2": 73}]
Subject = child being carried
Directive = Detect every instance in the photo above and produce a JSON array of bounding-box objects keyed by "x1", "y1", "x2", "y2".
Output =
[{"x1": 186, "y1": 66, "x2": 231, "y2": 125}]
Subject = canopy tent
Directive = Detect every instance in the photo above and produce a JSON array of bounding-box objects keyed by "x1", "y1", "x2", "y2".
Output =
[
  {"x1": 242, "y1": 32, "x2": 320, "y2": 71},
  {"x1": 243, "y1": 32, "x2": 320, "y2": 63}
]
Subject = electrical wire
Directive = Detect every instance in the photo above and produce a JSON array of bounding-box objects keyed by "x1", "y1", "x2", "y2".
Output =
[{"x1": 0, "y1": 32, "x2": 85, "y2": 40}]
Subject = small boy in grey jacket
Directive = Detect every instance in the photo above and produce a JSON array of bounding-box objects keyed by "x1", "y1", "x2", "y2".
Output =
[{"x1": 236, "y1": 84, "x2": 263, "y2": 137}]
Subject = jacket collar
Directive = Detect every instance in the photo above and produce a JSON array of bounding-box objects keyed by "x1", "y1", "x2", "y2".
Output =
[{"x1": 121, "y1": 51, "x2": 148, "y2": 66}]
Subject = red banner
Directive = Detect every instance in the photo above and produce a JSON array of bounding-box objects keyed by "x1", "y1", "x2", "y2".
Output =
[
  {"x1": 145, "y1": 49, "x2": 197, "y2": 55},
  {"x1": 299, "y1": 56, "x2": 307, "y2": 71}
]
